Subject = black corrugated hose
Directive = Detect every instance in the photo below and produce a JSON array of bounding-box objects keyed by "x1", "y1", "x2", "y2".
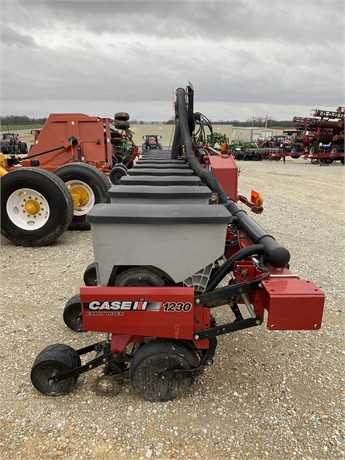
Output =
[{"x1": 173, "y1": 87, "x2": 290, "y2": 269}]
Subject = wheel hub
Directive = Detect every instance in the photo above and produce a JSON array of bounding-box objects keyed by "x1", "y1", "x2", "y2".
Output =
[
  {"x1": 94, "y1": 376, "x2": 120, "y2": 395},
  {"x1": 70, "y1": 186, "x2": 89, "y2": 207},
  {"x1": 24, "y1": 199, "x2": 41, "y2": 215},
  {"x1": 96, "y1": 378, "x2": 113, "y2": 393}
]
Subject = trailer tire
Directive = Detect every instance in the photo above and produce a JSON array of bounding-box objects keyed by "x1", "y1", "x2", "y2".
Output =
[
  {"x1": 54, "y1": 162, "x2": 110, "y2": 230},
  {"x1": 129, "y1": 340, "x2": 195, "y2": 401},
  {"x1": 114, "y1": 112, "x2": 130, "y2": 121},
  {"x1": 31, "y1": 344, "x2": 81, "y2": 395},
  {"x1": 63, "y1": 294, "x2": 84, "y2": 332},
  {"x1": 1, "y1": 168, "x2": 74, "y2": 246},
  {"x1": 109, "y1": 164, "x2": 128, "y2": 184}
]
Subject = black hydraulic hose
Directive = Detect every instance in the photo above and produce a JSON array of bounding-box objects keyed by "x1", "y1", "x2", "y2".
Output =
[
  {"x1": 205, "y1": 244, "x2": 264, "y2": 292},
  {"x1": 175, "y1": 87, "x2": 290, "y2": 268},
  {"x1": 22, "y1": 145, "x2": 64, "y2": 160}
]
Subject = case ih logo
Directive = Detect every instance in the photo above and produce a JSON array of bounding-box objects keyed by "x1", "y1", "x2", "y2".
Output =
[{"x1": 85, "y1": 298, "x2": 161, "y2": 312}]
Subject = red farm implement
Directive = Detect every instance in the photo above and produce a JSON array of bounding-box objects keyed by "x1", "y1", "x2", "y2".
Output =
[
  {"x1": 23, "y1": 112, "x2": 138, "y2": 175},
  {"x1": 0, "y1": 112, "x2": 139, "y2": 243},
  {"x1": 267, "y1": 107, "x2": 344, "y2": 164},
  {"x1": 30, "y1": 84, "x2": 325, "y2": 402},
  {"x1": 234, "y1": 107, "x2": 344, "y2": 164}
]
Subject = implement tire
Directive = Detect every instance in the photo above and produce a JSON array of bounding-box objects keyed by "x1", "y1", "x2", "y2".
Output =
[
  {"x1": 54, "y1": 162, "x2": 110, "y2": 230},
  {"x1": 1, "y1": 168, "x2": 73, "y2": 246},
  {"x1": 114, "y1": 112, "x2": 130, "y2": 121},
  {"x1": 129, "y1": 340, "x2": 195, "y2": 401},
  {"x1": 115, "y1": 267, "x2": 164, "y2": 287},
  {"x1": 115, "y1": 121, "x2": 130, "y2": 130},
  {"x1": 109, "y1": 164, "x2": 128, "y2": 184}
]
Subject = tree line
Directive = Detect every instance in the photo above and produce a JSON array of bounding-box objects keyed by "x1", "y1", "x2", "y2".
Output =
[
  {"x1": 0, "y1": 114, "x2": 294, "y2": 128},
  {"x1": 214, "y1": 118, "x2": 294, "y2": 128},
  {"x1": 0, "y1": 115, "x2": 47, "y2": 126},
  {"x1": 164, "y1": 117, "x2": 294, "y2": 127}
]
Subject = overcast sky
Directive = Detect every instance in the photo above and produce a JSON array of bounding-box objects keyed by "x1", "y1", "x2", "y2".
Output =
[{"x1": 1, "y1": 0, "x2": 344, "y2": 121}]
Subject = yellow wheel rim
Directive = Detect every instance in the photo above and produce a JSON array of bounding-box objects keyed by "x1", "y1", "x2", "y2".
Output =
[
  {"x1": 69, "y1": 186, "x2": 90, "y2": 207},
  {"x1": 65, "y1": 180, "x2": 95, "y2": 216}
]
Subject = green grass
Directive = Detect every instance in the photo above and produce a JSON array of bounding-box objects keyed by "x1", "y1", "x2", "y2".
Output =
[{"x1": 1, "y1": 124, "x2": 43, "y2": 132}]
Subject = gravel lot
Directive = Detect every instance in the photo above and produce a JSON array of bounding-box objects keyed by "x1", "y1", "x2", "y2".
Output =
[{"x1": 1, "y1": 158, "x2": 344, "y2": 460}]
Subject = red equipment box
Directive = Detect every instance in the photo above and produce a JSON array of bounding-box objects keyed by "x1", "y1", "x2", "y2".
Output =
[
  {"x1": 208, "y1": 154, "x2": 238, "y2": 201},
  {"x1": 262, "y1": 278, "x2": 325, "y2": 330}
]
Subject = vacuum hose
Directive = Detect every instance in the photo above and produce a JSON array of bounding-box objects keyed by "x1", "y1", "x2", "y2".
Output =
[
  {"x1": 173, "y1": 87, "x2": 290, "y2": 268},
  {"x1": 171, "y1": 118, "x2": 181, "y2": 159},
  {"x1": 205, "y1": 244, "x2": 264, "y2": 292}
]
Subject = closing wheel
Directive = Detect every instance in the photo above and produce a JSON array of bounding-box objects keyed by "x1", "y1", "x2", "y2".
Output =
[
  {"x1": 129, "y1": 340, "x2": 196, "y2": 401},
  {"x1": 1, "y1": 168, "x2": 74, "y2": 246},
  {"x1": 109, "y1": 164, "x2": 128, "y2": 184},
  {"x1": 31, "y1": 344, "x2": 81, "y2": 395},
  {"x1": 84, "y1": 262, "x2": 97, "y2": 286},
  {"x1": 63, "y1": 294, "x2": 84, "y2": 332},
  {"x1": 115, "y1": 267, "x2": 165, "y2": 287},
  {"x1": 54, "y1": 162, "x2": 110, "y2": 230},
  {"x1": 94, "y1": 375, "x2": 121, "y2": 396}
]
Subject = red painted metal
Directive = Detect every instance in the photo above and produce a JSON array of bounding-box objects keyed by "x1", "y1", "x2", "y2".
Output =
[
  {"x1": 231, "y1": 260, "x2": 325, "y2": 330},
  {"x1": 23, "y1": 114, "x2": 106, "y2": 171},
  {"x1": 81, "y1": 286, "x2": 197, "y2": 339},
  {"x1": 262, "y1": 278, "x2": 324, "y2": 330},
  {"x1": 20, "y1": 113, "x2": 138, "y2": 173},
  {"x1": 81, "y1": 285, "x2": 211, "y2": 350},
  {"x1": 207, "y1": 154, "x2": 238, "y2": 201}
]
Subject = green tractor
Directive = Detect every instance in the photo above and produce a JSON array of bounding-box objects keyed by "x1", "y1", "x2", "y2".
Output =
[{"x1": 206, "y1": 133, "x2": 229, "y2": 151}]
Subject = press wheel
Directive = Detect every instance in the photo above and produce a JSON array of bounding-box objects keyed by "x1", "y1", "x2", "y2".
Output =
[
  {"x1": 31, "y1": 344, "x2": 80, "y2": 395},
  {"x1": 129, "y1": 340, "x2": 195, "y2": 401}
]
